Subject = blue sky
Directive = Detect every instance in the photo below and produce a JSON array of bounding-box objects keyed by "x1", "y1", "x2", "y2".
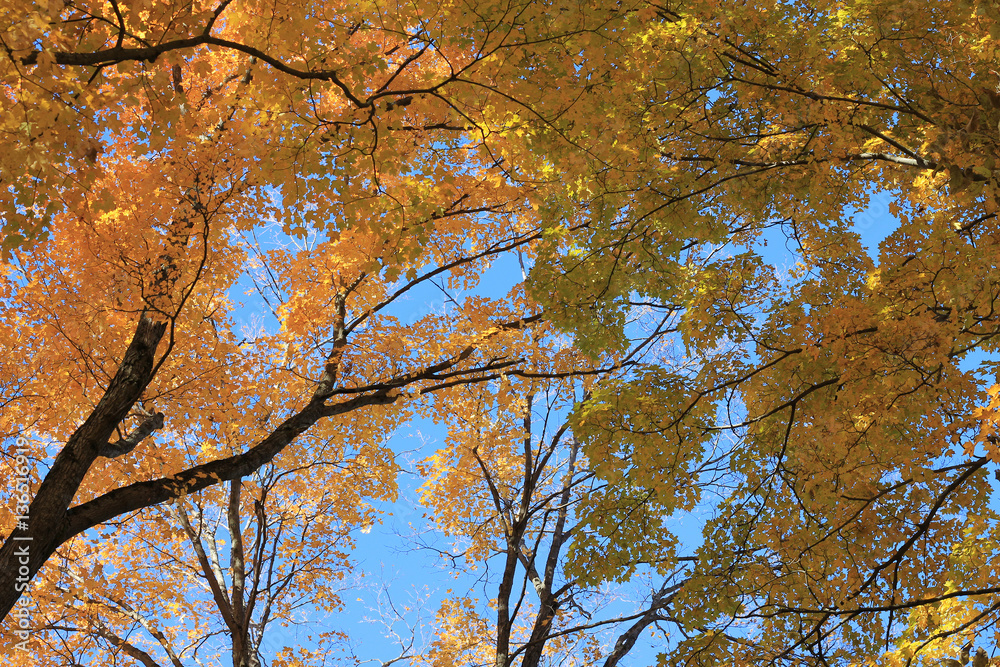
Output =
[{"x1": 227, "y1": 195, "x2": 911, "y2": 666}]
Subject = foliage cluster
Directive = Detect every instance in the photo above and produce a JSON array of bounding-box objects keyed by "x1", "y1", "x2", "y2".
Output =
[{"x1": 1, "y1": 1, "x2": 1000, "y2": 666}]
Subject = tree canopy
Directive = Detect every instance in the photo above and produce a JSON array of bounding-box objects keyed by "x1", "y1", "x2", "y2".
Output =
[{"x1": 2, "y1": 0, "x2": 1000, "y2": 666}]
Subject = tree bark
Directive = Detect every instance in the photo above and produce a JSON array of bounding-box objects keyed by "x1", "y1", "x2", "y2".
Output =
[{"x1": 0, "y1": 314, "x2": 167, "y2": 619}]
